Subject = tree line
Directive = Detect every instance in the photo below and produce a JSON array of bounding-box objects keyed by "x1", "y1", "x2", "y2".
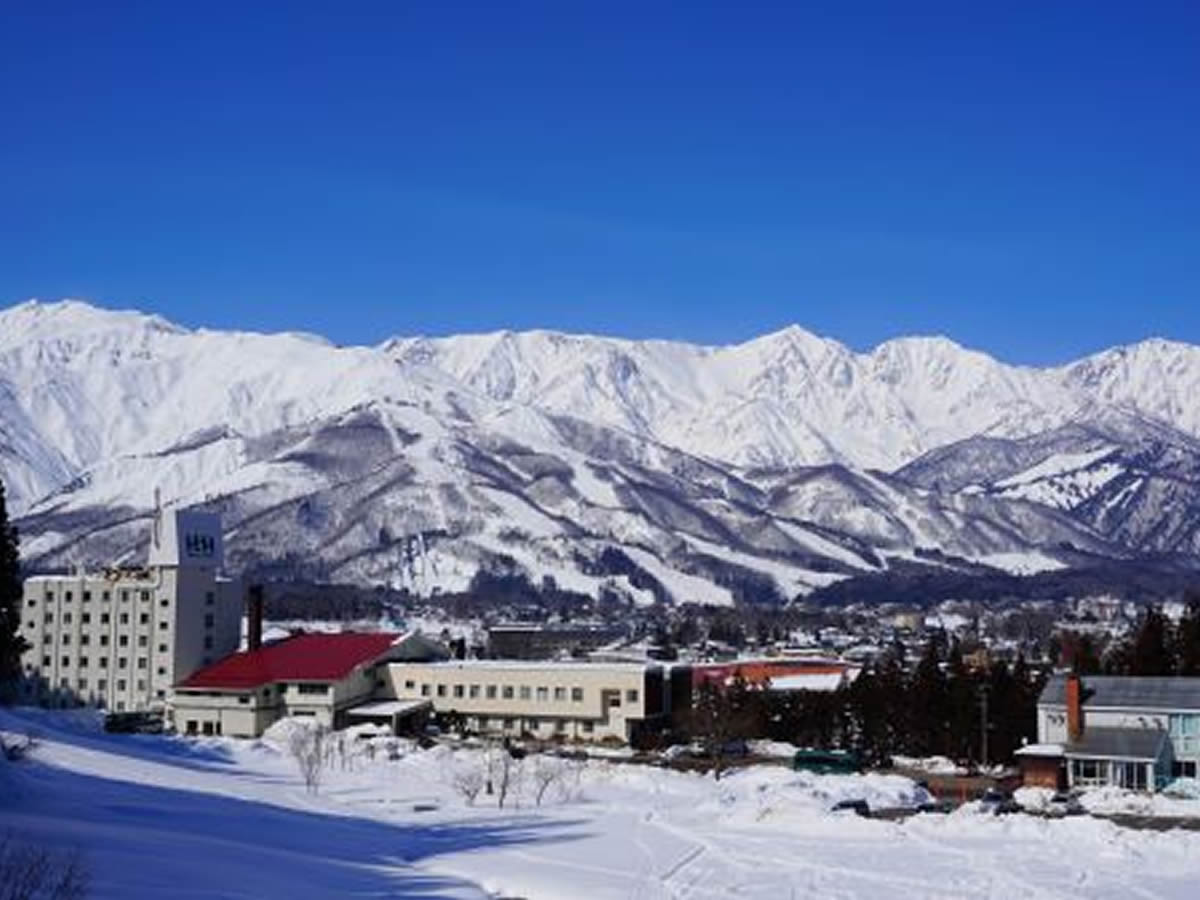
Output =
[{"x1": 687, "y1": 638, "x2": 1045, "y2": 770}]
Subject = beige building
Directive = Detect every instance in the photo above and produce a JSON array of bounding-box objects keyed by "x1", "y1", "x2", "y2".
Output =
[
  {"x1": 18, "y1": 509, "x2": 241, "y2": 713},
  {"x1": 171, "y1": 631, "x2": 446, "y2": 737},
  {"x1": 380, "y1": 660, "x2": 667, "y2": 743}
]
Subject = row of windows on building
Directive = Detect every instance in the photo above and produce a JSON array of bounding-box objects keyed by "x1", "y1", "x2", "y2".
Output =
[
  {"x1": 33, "y1": 655, "x2": 170, "y2": 674},
  {"x1": 473, "y1": 716, "x2": 597, "y2": 734},
  {"x1": 407, "y1": 680, "x2": 638, "y2": 706},
  {"x1": 54, "y1": 676, "x2": 161, "y2": 696},
  {"x1": 26, "y1": 590, "x2": 216, "y2": 605},
  {"x1": 27, "y1": 612, "x2": 217, "y2": 634}
]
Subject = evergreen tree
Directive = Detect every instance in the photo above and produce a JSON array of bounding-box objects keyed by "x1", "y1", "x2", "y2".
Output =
[
  {"x1": 1129, "y1": 606, "x2": 1175, "y2": 676},
  {"x1": 0, "y1": 479, "x2": 27, "y2": 700},
  {"x1": 908, "y1": 639, "x2": 949, "y2": 756},
  {"x1": 1174, "y1": 592, "x2": 1200, "y2": 676}
]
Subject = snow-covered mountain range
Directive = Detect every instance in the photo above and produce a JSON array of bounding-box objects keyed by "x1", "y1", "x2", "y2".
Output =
[{"x1": 4, "y1": 299, "x2": 1200, "y2": 605}]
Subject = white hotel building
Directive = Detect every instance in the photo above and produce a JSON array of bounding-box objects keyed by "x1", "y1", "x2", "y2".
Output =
[{"x1": 18, "y1": 509, "x2": 242, "y2": 712}]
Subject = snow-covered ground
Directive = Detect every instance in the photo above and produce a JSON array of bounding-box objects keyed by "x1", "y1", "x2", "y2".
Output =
[{"x1": 3, "y1": 708, "x2": 1200, "y2": 899}]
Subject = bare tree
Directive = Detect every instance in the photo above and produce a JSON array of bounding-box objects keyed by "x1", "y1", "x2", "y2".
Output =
[
  {"x1": 449, "y1": 760, "x2": 485, "y2": 806},
  {"x1": 530, "y1": 755, "x2": 565, "y2": 807},
  {"x1": 0, "y1": 833, "x2": 89, "y2": 900},
  {"x1": 496, "y1": 748, "x2": 523, "y2": 809},
  {"x1": 287, "y1": 724, "x2": 330, "y2": 794}
]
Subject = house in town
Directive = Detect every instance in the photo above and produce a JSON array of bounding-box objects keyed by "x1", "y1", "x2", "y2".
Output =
[{"x1": 1017, "y1": 673, "x2": 1200, "y2": 791}]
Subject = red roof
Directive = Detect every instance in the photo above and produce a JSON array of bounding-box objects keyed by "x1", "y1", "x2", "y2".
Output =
[{"x1": 179, "y1": 632, "x2": 402, "y2": 690}]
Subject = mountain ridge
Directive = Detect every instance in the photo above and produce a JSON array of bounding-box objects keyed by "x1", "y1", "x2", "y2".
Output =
[{"x1": 4, "y1": 298, "x2": 1200, "y2": 604}]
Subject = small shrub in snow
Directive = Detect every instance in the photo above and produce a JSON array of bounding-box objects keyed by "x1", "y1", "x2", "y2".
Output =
[
  {"x1": 0, "y1": 832, "x2": 89, "y2": 900},
  {"x1": 286, "y1": 723, "x2": 331, "y2": 794}
]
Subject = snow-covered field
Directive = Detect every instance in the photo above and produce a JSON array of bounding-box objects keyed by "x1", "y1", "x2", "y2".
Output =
[{"x1": 3, "y1": 708, "x2": 1200, "y2": 899}]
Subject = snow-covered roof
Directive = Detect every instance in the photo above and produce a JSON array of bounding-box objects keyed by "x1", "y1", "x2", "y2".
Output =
[
  {"x1": 768, "y1": 673, "x2": 847, "y2": 692},
  {"x1": 1015, "y1": 743, "x2": 1064, "y2": 758},
  {"x1": 344, "y1": 699, "x2": 431, "y2": 718}
]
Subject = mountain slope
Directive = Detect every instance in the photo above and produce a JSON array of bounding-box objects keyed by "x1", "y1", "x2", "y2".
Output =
[{"x1": 3, "y1": 298, "x2": 1199, "y2": 603}]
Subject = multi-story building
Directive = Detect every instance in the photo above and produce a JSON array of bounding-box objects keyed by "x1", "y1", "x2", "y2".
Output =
[
  {"x1": 18, "y1": 508, "x2": 242, "y2": 713},
  {"x1": 379, "y1": 659, "x2": 667, "y2": 743}
]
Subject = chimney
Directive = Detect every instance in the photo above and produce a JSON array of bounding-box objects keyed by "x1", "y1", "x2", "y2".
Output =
[
  {"x1": 1065, "y1": 672, "x2": 1085, "y2": 742},
  {"x1": 246, "y1": 584, "x2": 264, "y2": 652}
]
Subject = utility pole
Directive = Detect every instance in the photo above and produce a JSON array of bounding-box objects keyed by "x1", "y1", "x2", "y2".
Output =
[{"x1": 979, "y1": 683, "x2": 989, "y2": 769}]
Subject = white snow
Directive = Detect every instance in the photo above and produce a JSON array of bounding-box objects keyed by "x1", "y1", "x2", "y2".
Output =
[
  {"x1": 978, "y1": 551, "x2": 1069, "y2": 575},
  {"x1": 6, "y1": 708, "x2": 1200, "y2": 899}
]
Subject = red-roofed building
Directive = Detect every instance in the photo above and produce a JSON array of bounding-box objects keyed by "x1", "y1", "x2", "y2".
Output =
[{"x1": 170, "y1": 631, "x2": 448, "y2": 737}]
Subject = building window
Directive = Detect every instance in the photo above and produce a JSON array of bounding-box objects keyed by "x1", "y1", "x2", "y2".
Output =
[
  {"x1": 60, "y1": 677, "x2": 70, "y2": 688},
  {"x1": 157, "y1": 666, "x2": 166, "y2": 676},
  {"x1": 204, "y1": 614, "x2": 214, "y2": 628},
  {"x1": 159, "y1": 621, "x2": 168, "y2": 630},
  {"x1": 44, "y1": 613, "x2": 53, "y2": 623},
  {"x1": 62, "y1": 635, "x2": 71, "y2": 646},
  {"x1": 502, "y1": 685, "x2": 514, "y2": 700},
  {"x1": 63, "y1": 612, "x2": 72, "y2": 624},
  {"x1": 139, "y1": 613, "x2": 149, "y2": 625},
  {"x1": 81, "y1": 613, "x2": 91, "y2": 625},
  {"x1": 436, "y1": 684, "x2": 447, "y2": 698},
  {"x1": 101, "y1": 613, "x2": 110, "y2": 625},
  {"x1": 156, "y1": 689, "x2": 165, "y2": 699},
  {"x1": 80, "y1": 634, "x2": 90, "y2": 646},
  {"x1": 79, "y1": 657, "x2": 88, "y2": 668},
  {"x1": 120, "y1": 590, "x2": 129, "y2": 603},
  {"x1": 486, "y1": 685, "x2": 498, "y2": 699},
  {"x1": 554, "y1": 687, "x2": 566, "y2": 701},
  {"x1": 140, "y1": 591, "x2": 150, "y2": 602},
  {"x1": 119, "y1": 613, "x2": 129, "y2": 625},
  {"x1": 45, "y1": 591, "x2": 54, "y2": 601},
  {"x1": 296, "y1": 683, "x2": 329, "y2": 695},
  {"x1": 607, "y1": 693, "x2": 621, "y2": 708},
  {"x1": 26, "y1": 620, "x2": 34, "y2": 630},
  {"x1": 571, "y1": 687, "x2": 584, "y2": 702},
  {"x1": 60, "y1": 656, "x2": 70, "y2": 668},
  {"x1": 238, "y1": 696, "x2": 250, "y2": 705},
  {"x1": 42, "y1": 634, "x2": 51, "y2": 645},
  {"x1": 503, "y1": 718, "x2": 515, "y2": 730},
  {"x1": 453, "y1": 684, "x2": 464, "y2": 698},
  {"x1": 626, "y1": 689, "x2": 639, "y2": 704},
  {"x1": 102, "y1": 591, "x2": 111, "y2": 602},
  {"x1": 469, "y1": 684, "x2": 480, "y2": 699},
  {"x1": 160, "y1": 598, "x2": 169, "y2": 608},
  {"x1": 138, "y1": 636, "x2": 148, "y2": 647},
  {"x1": 137, "y1": 658, "x2": 147, "y2": 669},
  {"x1": 420, "y1": 684, "x2": 431, "y2": 697},
  {"x1": 77, "y1": 678, "x2": 87, "y2": 690},
  {"x1": 42, "y1": 655, "x2": 50, "y2": 667},
  {"x1": 64, "y1": 591, "x2": 72, "y2": 602},
  {"x1": 119, "y1": 636, "x2": 129, "y2": 647},
  {"x1": 100, "y1": 635, "x2": 109, "y2": 647},
  {"x1": 404, "y1": 679, "x2": 416, "y2": 690},
  {"x1": 27, "y1": 598, "x2": 36, "y2": 607},
  {"x1": 205, "y1": 592, "x2": 215, "y2": 606},
  {"x1": 582, "y1": 721, "x2": 594, "y2": 734},
  {"x1": 203, "y1": 636, "x2": 213, "y2": 650},
  {"x1": 555, "y1": 719, "x2": 566, "y2": 733},
  {"x1": 82, "y1": 591, "x2": 91, "y2": 602},
  {"x1": 98, "y1": 679, "x2": 107, "y2": 690},
  {"x1": 118, "y1": 658, "x2": 128, "y2": 669},
  {"x1": 526, "y1": 717, "x2": 539, "y2": 730},
  {"x1": 519, "y1": 686, "x2": 531, "y2": 701},
  {"x1": 117, "y1": 679, "x2": 127, "y2": 690},
  {"x1": 536, "y1": 687, "x2": 549, "y2": 702},
  {"x1": 158, "y1": 643, "x2": 167, "y2": 653},
  {"x1": 99, "y1": 658, "x2": 108, "y2": 668}
]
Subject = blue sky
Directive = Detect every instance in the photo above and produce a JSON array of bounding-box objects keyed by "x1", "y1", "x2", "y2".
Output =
[{"x1": 2, "y1": 2, "x2": 1197, "y2": 363}]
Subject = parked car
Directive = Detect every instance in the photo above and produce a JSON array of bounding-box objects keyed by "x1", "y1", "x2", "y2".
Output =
[
  {"x1": 831, "y1": 799, "x2": 871, "y2": 817},
  {"x1": 1046, "y1": 791, "x2": 1085, "y2": 817},
  {"x1": 978, "y1": 788, "x2": 1021, "y2": 816},
  {"x1": 915, "y1": 799, "x2": 954, "y2": 814}
]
